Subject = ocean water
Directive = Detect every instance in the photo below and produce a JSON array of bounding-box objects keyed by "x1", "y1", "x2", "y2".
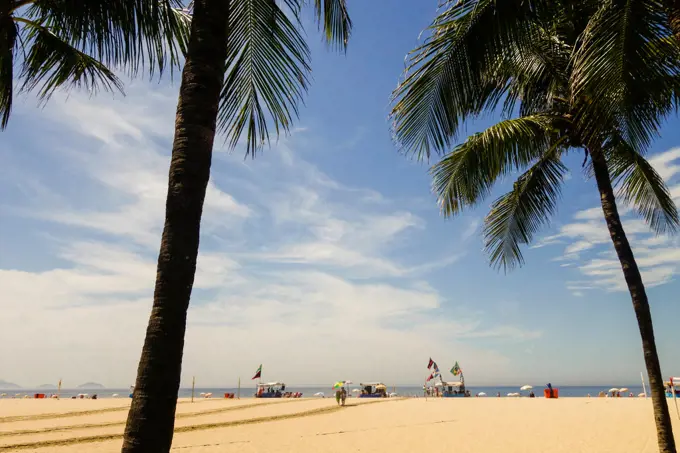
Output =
[{"x1": 9, "y1": 385, "x2": 649, "y2": 399}]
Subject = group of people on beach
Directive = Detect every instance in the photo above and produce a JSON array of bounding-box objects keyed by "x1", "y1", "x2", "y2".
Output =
[{"x1": 335, "y1": 386, "x2": 347, "y2": 406}]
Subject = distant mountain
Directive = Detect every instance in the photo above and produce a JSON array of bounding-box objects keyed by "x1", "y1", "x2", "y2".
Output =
[
  {"x1": 37, "y1": 384, "x2": 57, "y2": 389},
  {"x1": 0, "y1": 380, "x2": 21, "y2": 389},
  {"x1": 77, "y1": 382, "x2": 105, "y2": 389}
]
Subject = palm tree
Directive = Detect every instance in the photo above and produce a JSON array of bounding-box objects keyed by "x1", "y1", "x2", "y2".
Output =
[
  {"x1": 390, "y1": 1, "x2": 679, "y2": 451},
  {"x1": 121, "y1": 1, "x2": 351, "y2": 452},
  {"x1": 1, "y1": 0, "x2": 190, "y2": 129}
]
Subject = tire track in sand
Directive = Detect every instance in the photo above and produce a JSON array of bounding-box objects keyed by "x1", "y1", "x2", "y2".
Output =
[
  {"x1": 0, "y1": 398, "x2": 401, "y2": 451},
  {"x1": 0, "y1": 399, "x2": 305, "y2": 438},
  {"x1": 0, "y1": 399, "x2": 207, "y2": 424}
]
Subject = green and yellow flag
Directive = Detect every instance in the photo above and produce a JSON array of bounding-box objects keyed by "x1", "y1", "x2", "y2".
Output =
[{"x1": 450, "y1": 361, "x2": 461, "y2": 376}]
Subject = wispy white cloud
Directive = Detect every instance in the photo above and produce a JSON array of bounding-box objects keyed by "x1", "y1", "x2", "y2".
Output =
[
  {"x1": 535, "y1": 147, "x2": 680, "y2": 293},
  {"x1": 461, "y1": 217, "x2": 480, "y2": 241},
  {"x1": 0, "y1": 87, "x2": 537, "y2": 387}
]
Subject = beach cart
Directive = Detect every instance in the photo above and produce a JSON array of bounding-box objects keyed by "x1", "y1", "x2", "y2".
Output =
[
  {"x1": 358, "y1": 382, "x2": 387, "y2": 398},
  {"x1": 440, "y1": 381, "x2": 468, "y2": 397},
  {"x1": 255, "y1": 382, "x2": 286, "y2": 398}
]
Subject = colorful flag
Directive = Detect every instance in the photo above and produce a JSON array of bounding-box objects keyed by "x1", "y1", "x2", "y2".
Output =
[
  {"x1": 451, "y1": 361, "x2": 461, "y2": 376},
  {"x1": 433, "y1": 362, "x2": 439, "y2": 373},
  {"x1": 426, "y1": 373, "x2": 434, "y2": 382},
  {"x1": 251, "y1": 364, "x2": 262, "y2": 380},
  {"x1": 427, "y1": 358, "x2": 434, "y2": 369}
]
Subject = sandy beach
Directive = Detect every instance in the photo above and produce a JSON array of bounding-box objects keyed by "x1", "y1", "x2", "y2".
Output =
[{"x1": 0, "y1": 397, "x2": 679, "y2": 452}]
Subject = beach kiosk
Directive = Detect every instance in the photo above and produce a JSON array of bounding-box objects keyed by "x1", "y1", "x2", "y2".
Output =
[
  {"x1": 255, "y1": 382, "x2": 286, "y2": 398},
  {"x1": 358, "y1": 382, "x2": 387, "y2": 398},
  {"x1": 441, "y1": 381, "x2": 467, "y2": 397}
]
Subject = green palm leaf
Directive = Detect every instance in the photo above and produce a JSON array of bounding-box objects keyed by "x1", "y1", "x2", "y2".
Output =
[
  {"x1": 570, "y1": 0, "x2": 680, "y2": 149},
  {"x1": 218, "y1": 0, "x2": 311, "y2": 157},
  {"x1": 19, "y1": 19, "x2": 123, "y2": 103},
  {"x1": 431, "y1": 114, "x2": 561, "y2": 216},
  {"x1": 390, "y1": 0, "x2": 548, "y2": 160},
  {"x1": 312, "y1": 0, "x2": 352, "y2": 51},
  {"x1": 483, "y1": 148, "x2": 568, "y2": 271},
  {"x1": 218, "y1": 0, "x2": 351, "y2": 157},
  {"x1": 27, "y1": 0, "x2": 191, "y2": 78},
  {"x1": 606, "y1": 137, "x2": 680, "y2": 234}
]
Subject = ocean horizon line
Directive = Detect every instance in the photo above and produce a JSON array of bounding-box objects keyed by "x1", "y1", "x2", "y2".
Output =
[{"x1": 4, "y1": 383, "x2": 649, "y2": 390}]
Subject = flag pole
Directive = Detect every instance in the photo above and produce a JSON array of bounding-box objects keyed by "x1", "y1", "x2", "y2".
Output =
[
  {"x1": 237, "y1": 377, "x2": 241, "y2": 400},
  {"x1": 640, "y1": 372, "x2": 647, "y2": 398},
  {"x1": 191, "y1": 376, "x2": 195, "y2": 403},
  {"x1": 57, "y1": 379, "x2": 62, "y2": 399}
]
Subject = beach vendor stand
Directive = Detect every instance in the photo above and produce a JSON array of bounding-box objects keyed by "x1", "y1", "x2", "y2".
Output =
[
  {"x1": 358, "y1": 382, "x2": 388, "y2": 398},
  {"x1": 441, "y1": 381, "x2": 467, "y2": 397},
  {"x1": 255, "y1": 382, "x2": 286, "y2": 398},
  {"x1": 442, "y1": 361, "x2": 469, "y2": 397}
]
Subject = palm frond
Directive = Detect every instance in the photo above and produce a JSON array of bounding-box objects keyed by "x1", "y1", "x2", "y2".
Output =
[
  {"x1": 432, "y1": 114, "x2": 561, "y2": 217},
  {"x1": 218, "y1": 0, "x2": 311, "y2": 157},
  {"x1": 28, "y1": 0, "x2": 191, "y2": 78},
  {"x1": 18, "y1": 20, "x2": 123, "y2": 103},
  {"x1": 390, "y1": 0, "x2": 551, "y2": 160},
  {"x1": 483, "y1": 147, "x2": 568, "y2": 272},
  {"x1": 499, "y1": 23, "x2": 572, "y2": 117},
  {"x1": 311, "y1": 0, "x2": 352, "y2": 51},
  {"x1": 0, "y1": 15, "x2": 18, "y2": 129},
  {"x1": 605, "y1": 137, "x2": 679, "y2": 234},
  {"x1": 571, "y1": 0, "x2": 680, "y2": 149}
]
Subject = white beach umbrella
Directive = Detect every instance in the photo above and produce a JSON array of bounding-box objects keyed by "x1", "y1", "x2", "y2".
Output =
[
  {"x1": 608, "y1": 388, "x2": 619, "y2": 393},
  {"x1": 314, "y1": 392, "x2": 324, "y2": 397},
  {"x1": 619, "y1": 387, "x2": 629, "y2": 392},
  {"x1": 478, "y1": 392, "x2": 487, "y2": 397},
  {"x1": 0, "y1": 393, "x2": 6, "y2": 397},
  {"x1": 352, "y1": 389, "x2": 360, "y2": 393},
  {"x1": 520, "y1": 385, "x2": 533, "y2": 391},
  {"x1": 435, "y1": 382, "x2": 443, "y2": 387},
  {"x1": 112, "y1": 394, "x2": 119, "y2": 397},
  {"x1": 638, "y1": 393, "x2": 646, "y2": 397},
  {"x1": 389, "y1": 392, "x2": 398, "y2": 397}
]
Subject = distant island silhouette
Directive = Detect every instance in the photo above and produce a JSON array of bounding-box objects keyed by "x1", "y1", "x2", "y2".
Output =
[
  {"x1": 0, "y1": 379, "x2": 21, "y2": 389},
  {"x1": 38, "y1": 384, "x2": 57, "y2": 389},
  {"x1": 77, "y1": 382, "x2": 105, "y2": 389}
]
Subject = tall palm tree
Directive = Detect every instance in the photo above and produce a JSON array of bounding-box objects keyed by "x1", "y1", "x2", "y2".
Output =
[
  {"x1": 390, "y1": 1, "x2": 679, "y2": 451},
  {"x1": 121, "y1": 1, "x2": 351, "y2": 452},
  {"x1": 1, "y1": 0, "x2": 190, "y2": 129}
]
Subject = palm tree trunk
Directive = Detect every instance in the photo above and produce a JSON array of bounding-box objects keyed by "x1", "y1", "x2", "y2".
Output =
[
  {"x1": 590, "y1": 149, "x2": 676, "y2": 453},
  {"x1": 121, "y1": 1, "x2": 229, "y2": 452}
]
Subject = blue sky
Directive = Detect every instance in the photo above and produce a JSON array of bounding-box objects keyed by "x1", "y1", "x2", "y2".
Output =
[{"x1": 0, "y1": 0, "x2": 679, "y2": 388}]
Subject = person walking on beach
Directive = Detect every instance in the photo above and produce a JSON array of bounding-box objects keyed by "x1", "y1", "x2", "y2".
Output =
[
  {"x1": 341, "y1": 387, "x2": 347, "y2": 406},
  {"x1": 335, "y1": 388, "x2": 342, "y2": 406}
]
